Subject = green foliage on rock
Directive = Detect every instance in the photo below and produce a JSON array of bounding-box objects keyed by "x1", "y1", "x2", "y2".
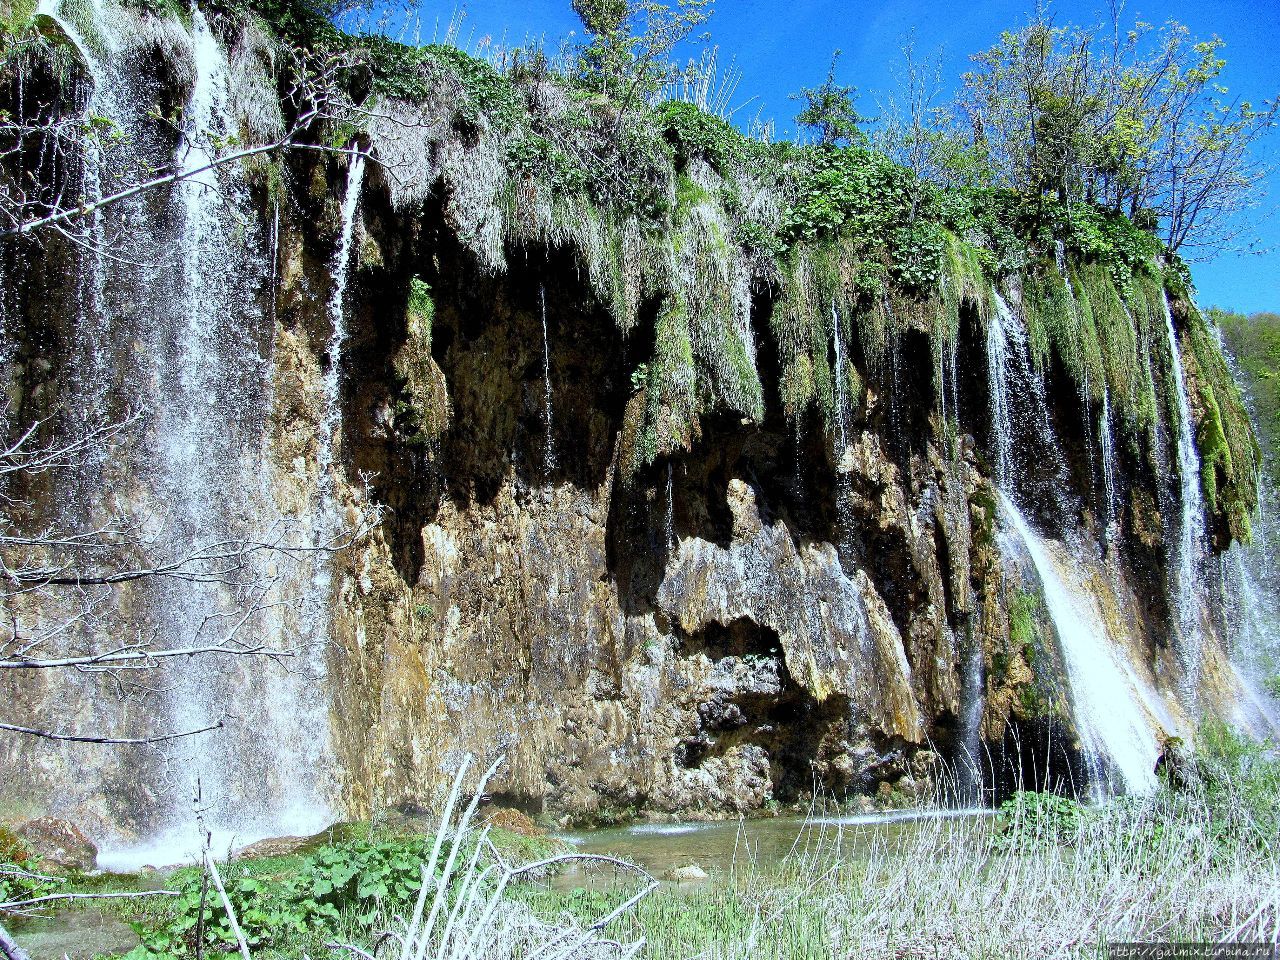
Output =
[
  {"x1": 167, "y1": 0, "x2": 1260, "y2": 543},
  {"x1": 0, "y1": 827, "x2": 59, "y2": 906}
]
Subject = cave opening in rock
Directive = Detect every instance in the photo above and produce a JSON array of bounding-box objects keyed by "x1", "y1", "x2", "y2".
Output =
[
  {"x1": 676, "y1": 618, "x2": 855, "y2": 803},
  {"x1": 990, "y1": 717, "x2": 1094, "y2": 802}
]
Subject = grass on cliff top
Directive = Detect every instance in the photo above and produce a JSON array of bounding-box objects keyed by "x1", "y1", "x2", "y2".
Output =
[
  {"x1": 21, "y1": 0, "x2": 1257, "y2": 529},
  {"x1": 196, "y1": 0, "x2": 1229, "y2": 483}
]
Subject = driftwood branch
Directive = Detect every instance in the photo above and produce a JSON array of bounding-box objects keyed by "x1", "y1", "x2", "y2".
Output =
[
  {"x1": 0, "y1": 921, "x2": 33, "y2": 960},
  {"x1": 205, "y1": 854, "x2": 252, "y2": 960},
  {"x1": 0, "y1": 719, "x2": 222, "y2": 743},
  {"x1": 0, "y1": 890, "x2": 181, "y2": 912}
]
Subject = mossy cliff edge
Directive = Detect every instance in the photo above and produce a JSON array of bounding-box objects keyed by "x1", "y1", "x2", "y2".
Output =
[{"x1": 0, "y1": 0, "x2": 1264, "y2": 837}]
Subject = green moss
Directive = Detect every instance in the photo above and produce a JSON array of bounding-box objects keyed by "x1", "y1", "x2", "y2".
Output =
[
  {"x1": 674, "y1": 173, "x2": 711, "y2": 217},
  {"x1": 1009, "y1": 589, "x2": 1040, "y2": 654},
  {"x1": 1007, "y1": 588, "x2": 1061, "y2": 719},
  {"x1": 1181, "y1": 299, "x2": 1260, "y2": 543},
  {"x1": 407, "y1": 275, "x2": 434, "y2": 334},
  {"x1": 393, "y1": 278, "x2": 448, "y2": 448},
  {"x1": 636, "y1": 294, "x2": 700, "y2": 469}
]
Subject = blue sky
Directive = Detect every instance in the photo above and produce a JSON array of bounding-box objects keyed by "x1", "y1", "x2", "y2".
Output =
[{"x1": 357, "y1": 0, "x2": 1280, "y2": 313}]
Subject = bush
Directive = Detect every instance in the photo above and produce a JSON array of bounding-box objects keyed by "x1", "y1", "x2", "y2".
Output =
[
  {"x1": 128, "y1": 835, "x2": 436, "y2": 957},
  {"x1": 0, "y1": 828, "x2": 60, "y2": 908},
  {"x1": 1194, "y1": 720, "x2": 1280, "y2": 856},
  {"x1": 996, "y1": 791, "x2": 1089, "y2": 848}
]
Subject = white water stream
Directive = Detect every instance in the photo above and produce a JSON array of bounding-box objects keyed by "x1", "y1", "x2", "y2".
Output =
[
  {"x1": 540, "y1": 283, "x2": 555, "y2": 479},
  {"x1": 1161, "y1": 295, "x2": 1207, "y2": 694},
  {"x1": 19, "y1": 2, "x2": 340, "y2": 867},
  {"x1": 319, "y1": 150, "x2": 366, "y2": 484},
  {"x1": 831, "y1": 300, "x2": 849, "y2": 454},
  {"x1": 987, "y1": 290, "x2": 1164, "y2": 794},
  {"x1": 997, "y1": 495, "x2": 1162, "y2": 794},
  {"x1": 1099, "y1": 389, "x2": 1119, "y2": 538}
]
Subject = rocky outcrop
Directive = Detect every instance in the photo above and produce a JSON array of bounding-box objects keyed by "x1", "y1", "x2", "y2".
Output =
[{"x1": 11, "y1": 818, "x2": 98, "y2": 873}]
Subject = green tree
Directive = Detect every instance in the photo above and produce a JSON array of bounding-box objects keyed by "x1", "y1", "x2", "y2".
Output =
[
  {"x1": 958, "y1": 9, "x2": 1278, "y2": 256},
  {"x1": 875, "y1": 36, "x2": 986, "y2": 217},
  {"x1": 792, "y1": 51, "x2": 869, "y2": 148},
  {"x1": 572, "y1": 0, "x2": 714, "y2": 120}
]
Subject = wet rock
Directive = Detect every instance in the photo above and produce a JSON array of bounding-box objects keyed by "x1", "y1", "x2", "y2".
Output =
[
  {"x1": 1154, "y1": 736, "x2": 1200, "y2": 792},
  {"x1": 13, "y1": 818, "x2": 97, "y2": 872}
]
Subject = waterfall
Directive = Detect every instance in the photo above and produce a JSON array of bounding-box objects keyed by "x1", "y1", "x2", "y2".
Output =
[
  {"x1": 999, "y1": 494, "x2": 1162, "y2": 795},
  {"x1": 320, "y1": 151, "x2": 367, "y2": 483},
  {"x1": 957, "y1": 621, "x2": 986, "y2": 803},
  {"x1": 1099, "y1": 389, "x2": 1118, "y2": 538},
  {"x1": 831, "y1": 300, "x2": 849, "y2": 454},
  {"x1": 986, "y1": 292, "x2": 1017, "y2": 488},
  {"x1": 665, "y1": 462, "x2": 676, "y2": 552},
  {"x1": 10, "y1": 3, "x2": 342, "y2": 867},
  {"x1": 110, "y1": 8, "x2": 336, "y2": 869},
  {"x1": 540, "y1": 283, "x2": 555, "y2": 479},
  {"x1": 1219, "y1": 348, "x2": 1280, "y2": 734},
  {"x1": 988, "y1": 290, "x2": 1163, "y2": 796},
  {"x1": 1161, "y1": 294, "x2": 1206, "y2": 692},
  {"x1": 269, "y1": 199, "x2": 280, "y2": 327}
]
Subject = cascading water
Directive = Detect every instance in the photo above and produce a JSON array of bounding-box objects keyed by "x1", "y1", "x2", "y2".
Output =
[
  {"x1": 319, "y1": 150, "x2": 367, "y2": 485},
  {"x1": 830, "y1": 301, "x2": 857, "y2": 554},
  {"x1": 985, "y1": 293, "x2": 1017, "y2": 488},
  {"x1": 987, "y1": 289, "x2": 1163, "y2": 795},
  {"x1": 540, "y1": 283, "x2": 555, "y2": 480},
  {"x1": 1099, "y1": 389, "x2": 1119, "y2": 538},
  {"x1": 830, "y1": 300, "x2": 849, "y2": 454},
  {"x1": 665, "y1": 462, "x2": 676, "y2": 552},
  {"x1": 1161, "y1": 294, "x2": 1207, "y2": 693},
  {"x1": 1219, "y1": 349, "x2": 1280, "y2": 733},
  {"x1": 14, "y1": 3, "x2": 340, "y2": 867},
  {"x1": 269, "y1": 199, "x2": 280, "y2": 327},
  {"x1": 998, "y1": 494, "x2": 1162, "y2": 795},
  {"x1": 956, "y1": 621, "x2": 986, "y2": 803},
  {"x1": 108, "y1": 9, "x2": 338, "y2": 869}
]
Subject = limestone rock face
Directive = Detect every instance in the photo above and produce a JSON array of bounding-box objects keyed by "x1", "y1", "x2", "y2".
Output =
[{"x1": 0, "y1": 13, "x2": 1259, "y2": 848}]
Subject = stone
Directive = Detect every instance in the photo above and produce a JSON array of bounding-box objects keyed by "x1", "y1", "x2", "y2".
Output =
[
  {"x1": 232, "y1": 835, "x2": 313, "y2": 861},
  {"x1": 12, "y1": 818, "x2": 97, "y2": 873},
  {"x1": 481, "y1": 807, "x2": 546, "y2": 838},
  {"x1": 663, "y1": 864, "x2": 709, "y2": 882}
]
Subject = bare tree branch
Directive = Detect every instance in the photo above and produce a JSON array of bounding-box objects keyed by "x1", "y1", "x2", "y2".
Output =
[{"x1": 0, "y1": 921, "x2": 33, "y2": 960}]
